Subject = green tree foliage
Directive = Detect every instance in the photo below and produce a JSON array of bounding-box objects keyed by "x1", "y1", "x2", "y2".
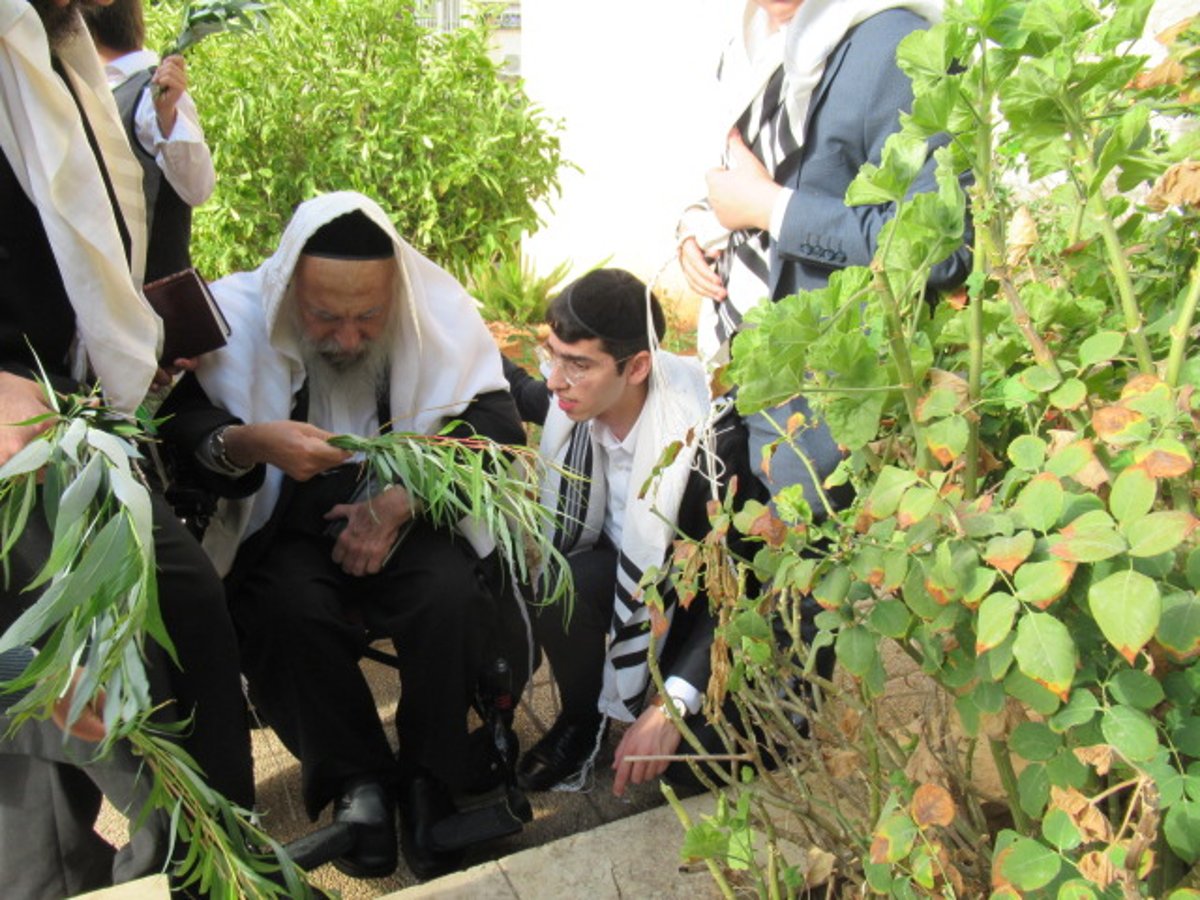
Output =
[
  {"x1": 667, "y1": 0, "x2": 1200, "y2": 895},
  {"x1": 145, "y1": 0, "x2": 566, "y2": 279}
]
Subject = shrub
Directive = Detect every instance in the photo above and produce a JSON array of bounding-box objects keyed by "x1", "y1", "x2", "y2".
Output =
[
  {"x1": 145, "y1": 0, "x2": 566, "y2": 279},
  {"x1": 667, "y1": 1, "x2": 1200, "y2": 896}
]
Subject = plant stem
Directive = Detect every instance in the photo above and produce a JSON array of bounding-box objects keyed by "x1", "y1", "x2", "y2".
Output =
[
  {"x1": 872, "y1": 265, "x2": 931, "y2": 470},
  {"x1": 964, "y1": 42, "x2": 994, "y2": 501},
  {"x1": 1166, "y1": 258, "x2": 1200, "y2": 389},
  {"x1": 1071, "y1": 146, "x2": 1154, "y2": 374},
  {"x1": 988, "y1": 737, "x2": 1031, "y2": 835},
  {"x1": 662, "y1": 783, "x2": 736, "y2": 900}
]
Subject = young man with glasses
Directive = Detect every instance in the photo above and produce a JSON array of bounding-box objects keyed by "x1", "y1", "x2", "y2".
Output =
[{"x1": 503, "y1": 268, "x2": 764, "y2": 795}]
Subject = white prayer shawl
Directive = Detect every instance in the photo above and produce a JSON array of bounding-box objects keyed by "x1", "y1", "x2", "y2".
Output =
[
  {"x1": 0, "y1": 0, "x2": 159, "y2": 413},
  {"x1": 196, "y1": 191, "x2": 508, "y2": 576},
  {"x1": 539, "y1": 351, "x2": 713, "y2": 723},
  {"x1": 692, "y1": 0, "x2": 944, "y2": 369}
]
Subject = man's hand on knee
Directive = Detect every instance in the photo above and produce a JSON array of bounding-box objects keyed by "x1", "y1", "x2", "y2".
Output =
[
  {"x1": 0, "y1": 372, "x2": 53, "y2": 468},
  {"x1": 326, "y1": 486, "x2": 415, "y2": 577}
]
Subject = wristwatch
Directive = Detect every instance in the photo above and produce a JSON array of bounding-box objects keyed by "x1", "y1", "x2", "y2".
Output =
[
  {"x1": 207, "y1": 424, "x2": 241, "y2": 475},
  {"x1": 651, "y1": 693, "x2": 688, "y2": 721}
]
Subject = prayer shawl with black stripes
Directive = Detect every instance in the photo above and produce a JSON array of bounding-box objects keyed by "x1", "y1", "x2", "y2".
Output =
[
  {"x1": 538, "y1": 351, "x2": 713, "y2": 723},
  {"x1": 683, "y1": 0, "x2": 943, "y2": 370}
]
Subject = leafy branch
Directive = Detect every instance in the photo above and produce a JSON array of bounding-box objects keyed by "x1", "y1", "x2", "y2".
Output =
[
  {"x1": 329, "y1": 429, "x2": 576, "y2": 610},
  {"x1": 162, "y1": 0, "x2": 270, "y2": 57},
  {"x1": 0, "y1": 383, "x2": 311, "y2": 897}
]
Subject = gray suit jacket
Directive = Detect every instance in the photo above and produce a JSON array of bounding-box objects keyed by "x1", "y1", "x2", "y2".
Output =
[{"x1": 769, "y1": 9, "x2": 972, "y2": 300}]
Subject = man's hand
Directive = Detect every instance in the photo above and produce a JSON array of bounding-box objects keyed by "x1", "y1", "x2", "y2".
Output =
[
  {"x1": 706, "y1": 130, "x2": 781, "y2": 234},
  {"x1": 611, "y1": 702, "x2": 684, "y2": 797},
  {"x1": 0, "y1": 372, "x2": 53, "y2": 467},
  {"x1": 678, "y1": 236, "x2": 728, "y2": 302},
  {"x1": 51, "y1": 670, "x2": 107, "y2": 744},
  {"x1": 222, "y1": 420, "x2": 350, "y2": 481},
  {"x1": 325, "y1": 486, "x2": 414, "y2": 577},
  {"x1": 150, "y1": 357, "x2": 200, "y2": 391},
  {"x1": 150, "y1": 55, "x2": 188, "y2": 138}
]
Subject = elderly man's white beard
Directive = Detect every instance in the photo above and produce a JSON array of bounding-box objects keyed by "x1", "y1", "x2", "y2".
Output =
[{"x1": 296, "y1": 313, "x2": 396, "y2": 402}]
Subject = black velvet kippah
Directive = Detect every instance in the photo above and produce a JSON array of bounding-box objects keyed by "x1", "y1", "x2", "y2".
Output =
[{"x1": 301, "y1": 210, "x2": 395, "y2": 260}]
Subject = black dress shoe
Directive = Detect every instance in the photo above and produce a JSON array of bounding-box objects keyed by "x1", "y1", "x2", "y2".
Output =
[
  {"x1": 331, "y1": 779, "x2": 398, "y2": 879},
  {"x1": 399, "y1": 772, "x2": 463, "y2": 880},
  {"x1": 516, "y1": 714, "x2": 606, "y2": 792}
]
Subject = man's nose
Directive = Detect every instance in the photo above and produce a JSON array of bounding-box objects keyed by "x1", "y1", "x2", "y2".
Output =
[
  {"x1": 545, "y1": 362, "x2": 568, "y2": 392},
  {"x1": 335, "y1": 324, "x2": 363, "y2": 352}
]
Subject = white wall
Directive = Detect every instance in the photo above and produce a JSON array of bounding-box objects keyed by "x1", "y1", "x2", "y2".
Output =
[{"x1": 520, "y1": 1, "x2": 736, "y2": 290}]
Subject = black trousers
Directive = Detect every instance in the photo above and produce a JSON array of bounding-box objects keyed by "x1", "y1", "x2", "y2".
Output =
[
  {"x1": 0, "y1": 493, "x2": 255, "y2": 895},
  {"x1": 231, "y1": 520, "x2": 490, "y2": 819},
  {"x1": 532, "y1": 543, "x2": 618, "y2": 722}
]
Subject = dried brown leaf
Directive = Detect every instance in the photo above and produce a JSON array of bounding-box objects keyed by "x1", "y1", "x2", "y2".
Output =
[
  {"x1": 911, "y1": 783, "x2": 956, "y2": 828},
  {"x1": 1007, "y1": 206, "x2": 1039, "y2": 268},
  {"x1": 1079, "y1": 850, "x2": 1116, "y2": 888},
  {"x1": 1074, "y1": 744, "x2": 1114, "y2": 776}
]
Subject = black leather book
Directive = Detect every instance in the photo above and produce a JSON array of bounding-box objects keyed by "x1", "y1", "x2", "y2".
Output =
[{"x1": 142, "y1": 267, "x2": 231, "y2": 364}]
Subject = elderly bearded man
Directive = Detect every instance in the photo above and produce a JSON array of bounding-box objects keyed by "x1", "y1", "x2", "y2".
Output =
[
  {"x1": 160, "y1": 192, "x2": 527, "y2": 880},
  {"x1": 0, "y1": 0, "x2": 257, "y2": 896}
]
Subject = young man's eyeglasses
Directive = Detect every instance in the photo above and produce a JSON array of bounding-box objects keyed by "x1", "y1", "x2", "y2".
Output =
[{"x1": 534, "y1": 344, "x2": 636, "y2": 388}]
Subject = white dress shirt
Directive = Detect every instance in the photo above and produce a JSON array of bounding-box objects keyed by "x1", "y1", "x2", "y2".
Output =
[
  {"x1": 593, "y1": 410, "x2": 702, "y2": 716},
  {"x1": 103, "y1": 49, "x2": 215, "y2": 207}
]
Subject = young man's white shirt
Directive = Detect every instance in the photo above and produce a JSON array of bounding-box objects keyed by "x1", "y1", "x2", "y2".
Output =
[
  {"x1": 103, "y1": 49, "x2": 214, "y2": 206},
  {"x1": 591, "y1": 409, "x2": 703, "y2": 717}
]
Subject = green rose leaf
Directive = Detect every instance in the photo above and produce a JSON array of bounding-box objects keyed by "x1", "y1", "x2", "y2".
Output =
[
  {"x1": 1046, "y1": 440, "x2": 1100, "y2": 480},
  {"x1": 1108, "y1": 669, "x2": 1165, "y2": 710},
  {"x1": 869, "y1": 600, "x2": 911, "y2": 639},
  {"x1": 1049, "y1": 509, "x2": 1126, "y2": 563},
  {"x1": 1057, "y1": 880, "x2": 1099, "y2": 899},
  {"x1": 1172, "y1": 717, "x2": 1200, "y2": 757},
  {"x1": 992, "y1": 831, "x2": 1061, "y2": 891},
  {"x1": 1013, "y1": 472, "x2": 1065, "y2": 533},
  {"x1": 836, "y1": 625, "x2": 877, "y2": 678},
  {"x1": 1109, "y1": 464, "x2": 1157, "y2": 524},
  {"x1": 813, "y1": 566, "x2": 851, "y2": 611},
  {"x1": 869, "y1": 812, "x2": 918, "y2": 864},
  {"x1": 1019, "y1": 365, "x2": 1062, "y2": 393},
  {"x1": 1014, "y1": 559, "x2": 1077, "y2": 610},
  {"x1": 1042, "y1": 808, "x2": 1082, "y2": 852},
  {"x1": 1049, "y1": 378, "x2": 1087, "y2": 411},
  {"x1": 865, "y1": 466, "x2": 919, "y2": 519},
  {"x1": 1007, "y1": 435, "x2": 1047, "y2": 472},
  {"x1": 1050, "y1": 690, "x2": 1100, "y2": 731},
  {"x1": 897, "y1": 485, "x2": 939, "y2": 528},
  {"x1": 1165, "y1": 800, "x2": 1200, "y2": 863},
  {"x1": 1011, "y1": 721, "x2": 1062, "y2": 761},
  {"x1": 1125, "y1": 511, "x2": 1199, "y2": 558},
  {"x1": 1017, "y1": 763, "x2": 1050, "y2": 818},
  {"x1": 1013, "y1": 612, "x2": 1077, "y2": 701},
  {"x1": 1089, "y1": 569, "x2": 1161, "y2": 664},
  {"x1": 1158, "y1": 592, "x2": 1200, "y2": 664},
  {"x1": 1079, "y1": 331, "x2": 1125, "y2": 367},
  {"x1": 1102, "y1": 705, "x2": 1160, "y2": 762},
  {"x1": 984, "y1": 531, "x2": 1036, "y2": 575},
  {"x1": 924, "y1": 415, "x2": 969, "y2": 466},
  {"x1": 977, "y1": 593, "x2": 1019, "y2": 653}
]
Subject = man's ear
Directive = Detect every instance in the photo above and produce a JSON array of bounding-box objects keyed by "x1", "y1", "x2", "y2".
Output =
[{"x1": 625, "y1": 350, "x2": 653, "y2": 386}]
